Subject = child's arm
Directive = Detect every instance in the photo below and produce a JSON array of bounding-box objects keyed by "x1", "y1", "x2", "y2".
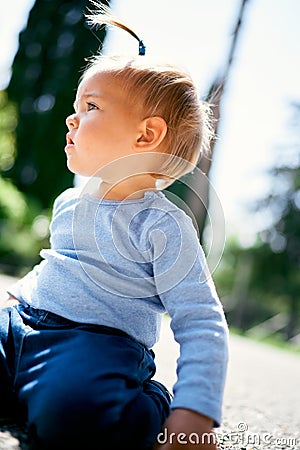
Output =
[
  {"x1": 150, "y1": 210, "x2": 228, "y2": 438},
  {"x1": 154, "y1": 408, "x2": 217, "y2": 449}
]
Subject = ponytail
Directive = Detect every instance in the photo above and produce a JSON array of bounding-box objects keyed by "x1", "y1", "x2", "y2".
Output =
[{"x1": 86, "y1": 2, "x2": 146, "y2": 55}]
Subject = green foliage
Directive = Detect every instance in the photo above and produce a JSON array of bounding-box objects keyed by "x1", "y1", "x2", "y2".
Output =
[
  {"x1": 0, "y1": 91, "x2": 17, "y2": 172},
  {"x1": 0, "y1": 174, "x2": 51, "y2": 274},
  {"x1": 0, "y1": 176, "x2": 27, "y2": 221},
  {"x1": 0, "y1": 91, "x2": 51, "y2": 273}
]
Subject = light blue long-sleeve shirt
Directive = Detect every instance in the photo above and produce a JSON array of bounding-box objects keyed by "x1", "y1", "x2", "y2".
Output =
[{"x1": 8, "y1": 187, "x2": 228, "y2": 426}]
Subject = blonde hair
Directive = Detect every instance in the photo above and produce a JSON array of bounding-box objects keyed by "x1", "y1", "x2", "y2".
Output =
[{"x1": 84, "y1": 4, "x2": 214, "y2": 187}]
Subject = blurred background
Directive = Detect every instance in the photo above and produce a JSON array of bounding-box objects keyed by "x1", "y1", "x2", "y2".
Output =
[{"x1": 0, "y1": 0, "x2": 300, "y2": 349}]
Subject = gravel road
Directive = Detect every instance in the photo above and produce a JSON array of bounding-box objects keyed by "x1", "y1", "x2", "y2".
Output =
[{"x1": 1, "y1": 274, "x2": 299, "y2": 449}]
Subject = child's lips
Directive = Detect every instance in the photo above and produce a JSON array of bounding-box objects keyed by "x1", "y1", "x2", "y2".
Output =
[{"x1": 65, "y1": 134, "x2": 75, "y2": 153}]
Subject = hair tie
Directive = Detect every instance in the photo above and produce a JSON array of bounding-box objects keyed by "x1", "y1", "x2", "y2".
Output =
[{"x1": 138, "y1": 40, "x2": 146, "y2": 56}]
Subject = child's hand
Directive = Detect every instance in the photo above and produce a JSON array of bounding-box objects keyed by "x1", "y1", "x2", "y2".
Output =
[
  {"x1": 0, "y1": 294, "x2": 20, "y2": 308},
  {"x1": 153, "y1": 408, "x2": 217, "y2": 450}
]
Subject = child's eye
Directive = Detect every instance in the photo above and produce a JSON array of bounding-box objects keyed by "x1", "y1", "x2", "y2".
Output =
[{"x1": 87, "y1": 102, "x2": 98, "y2": 111}]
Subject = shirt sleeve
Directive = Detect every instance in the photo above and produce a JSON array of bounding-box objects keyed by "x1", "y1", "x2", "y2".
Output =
[{"x1": 149, "y1": 210, "x2": 229, "y2": 427}]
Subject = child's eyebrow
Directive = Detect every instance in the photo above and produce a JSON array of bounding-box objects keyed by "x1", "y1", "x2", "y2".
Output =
[{"x1": 73, "y1": 92, "x2": 104, "y2": 110}]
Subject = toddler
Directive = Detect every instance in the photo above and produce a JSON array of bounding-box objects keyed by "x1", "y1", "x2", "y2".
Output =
[{"x1": 0, "y1": 6, "x2": 228, "y2": 450}]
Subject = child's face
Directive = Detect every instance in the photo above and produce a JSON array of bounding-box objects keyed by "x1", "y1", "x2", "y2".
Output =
[{"x1": 65, "y1": 72, "x2": 143, "y2": 178}]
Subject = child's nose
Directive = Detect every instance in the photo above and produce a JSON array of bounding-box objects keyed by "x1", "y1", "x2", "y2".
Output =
[{"x1": 66, "y1": 113, "x2": 78, "y2": 130}]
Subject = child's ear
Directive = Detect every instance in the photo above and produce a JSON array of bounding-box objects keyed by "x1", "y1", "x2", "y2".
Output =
[{"x1": 135, "y1": 116, "x2": 167, "y2": 151}]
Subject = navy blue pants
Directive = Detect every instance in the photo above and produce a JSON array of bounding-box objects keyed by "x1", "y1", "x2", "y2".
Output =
[{"x1": 0, "y1": 304, "x2": 171, "y2": 449}]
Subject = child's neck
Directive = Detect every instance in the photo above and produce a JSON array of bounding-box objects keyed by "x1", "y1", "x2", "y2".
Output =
[{"x1": 96, "y1": 176, "x2": 157, "y2": 201}]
